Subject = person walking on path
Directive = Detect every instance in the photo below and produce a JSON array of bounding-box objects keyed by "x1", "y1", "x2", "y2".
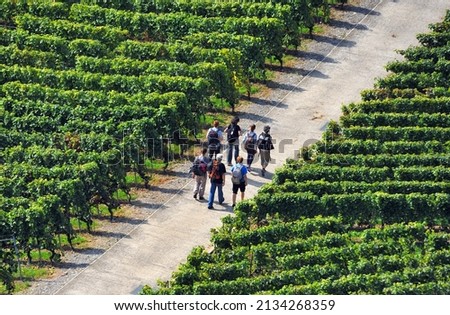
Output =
[
  {"x1": 242, "y1": 124, "x2": 258, "y2": 172},
  {"x1": 224, "y1": 117, "x2": 241, "y2": 166},
  {"x1": 230, "y1": 156, "x2": 248, "y2": 208},
  {"x1": 191, "y1": 148, "x2": 210, "y2": 201},
  {"x1": 206, "y1": 120, "x2": 223, "y2": 159},
  {"x1": 207, "y1": 154, "x2": 226, "y2": 209},
  {"x1": 257, "y1": 125, "x2": 274, "y2": 177}
]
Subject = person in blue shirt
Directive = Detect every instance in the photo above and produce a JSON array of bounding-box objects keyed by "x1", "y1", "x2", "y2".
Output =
[{"x1": 230, "y1": 156, "x2": 248, "y2": 208}]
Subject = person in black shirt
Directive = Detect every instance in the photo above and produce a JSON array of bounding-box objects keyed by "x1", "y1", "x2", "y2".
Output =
[{"x1": 224, "y1": 117, "x2": 241, "y2": 166}]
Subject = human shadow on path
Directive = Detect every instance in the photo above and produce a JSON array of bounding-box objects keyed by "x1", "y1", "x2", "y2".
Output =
[
  {"x1": 246, "y1": 171, "x2": 273, "y2": 187},
  {"x1": 208, "y1": 206, "x2": 234, "y2": 214}
]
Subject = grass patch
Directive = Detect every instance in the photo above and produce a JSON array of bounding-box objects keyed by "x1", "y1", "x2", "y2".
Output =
[
  {"x1": 313, "y1": 24, "x2": 325, "y2": 34},
  {"x1": 238, "y1": 84, "x2": 260, "y2": 96},
  {"x1": 210, "y1": 95, "x2": 232, "y2": 111},
  {"x1": 169, "y1": 142, "x2": 182, "y2": 156},
  {"x1": 0, "y1": 280, "x2": 30, "y2": 294},
  {"x1": 116, "y1": 188, "x2": 137, "y2": 201},
  {"x1": 300, "y1": 24, "x2": 325, "y2": 37},
  {"x1": 145, "y1": 159, "x2": 167, "y2": 171},
  {"x1": 26, "y1": 249, "x2": 52, "y2": 262},
  {"x1": 0, "y1": 263, "x2": 53, "y2": 294},
  {"x1": 283, "y1": 54, "x2": 297, "y2": 65},
  {"x1": 17, "y1": 264, "x2": 50, "y2": 280},
  {"x1": 70, "y1": 217, "x2": 98, "y2": 232},
  {"x1": 57, "y1": 233, "x2": 86, "y2": 248},
  {"x1": 126, "y1": 172, "x2": 144, "y2": 184},
  {"x1": 197, "y1": 112, "x2": 233, "y2": 138}
]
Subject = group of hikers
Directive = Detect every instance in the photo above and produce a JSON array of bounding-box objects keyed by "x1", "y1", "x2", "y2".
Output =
[{"x1": 190, "y1": 117, "x2": 274, "y2": 209}]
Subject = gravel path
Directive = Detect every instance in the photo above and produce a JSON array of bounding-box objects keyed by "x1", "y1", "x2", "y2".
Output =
[{"x1": 23, "y1": 0, "x2": 449, "y2": 295}]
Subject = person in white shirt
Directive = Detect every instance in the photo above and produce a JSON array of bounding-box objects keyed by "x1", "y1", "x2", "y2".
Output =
[
  {"x1": 206, "y1": 120, "x2": 223, "y2": 159},
  {"x1": 191, "y1": 148, "x2": 210, "y2": 200}
]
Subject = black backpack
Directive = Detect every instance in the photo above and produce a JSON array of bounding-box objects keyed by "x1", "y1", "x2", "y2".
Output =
[
  {"x1": 257, "y1": 132, "x2": 273, "y2": 150},
  {"x1": 227, "y1": 124, "x2": 239, "y2": 142}
]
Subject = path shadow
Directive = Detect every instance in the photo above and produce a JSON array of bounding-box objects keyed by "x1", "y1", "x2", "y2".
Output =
[
  {"x1": 150, "y1": 186, "x2": 184, "y2": 195},
  {"x1": 54, "y1": 261, "x2": 91, "y2": 270},
  {"x1": 266, "y1": 63, "x2": 309, "y2": 76},
  {"x1": 344, "y1": 5, "x2": 380, "y2": 16},
  {"x1": 209, "y1": 205, "x2": 234, "y2": 213},
  {"x1": 329, "y1": 19, "x2": 369, "y2": 32},
  {"x1": 313, "y1": 33, "x2": 357, "y2": 48},
  {"x1": 250, "y1": 96, "x2": 289, "y2": 109},
  {"x1": 132, "y1": 199, "x2": 165, "y2": 210},
  {"x1": 238, "y1": 111, "x2": 274, "y2": 125},
  {"x1": 265, "y1": 80, "x2": 305, "y2": 92},
  {"x1": 152, "y1": 168, "x2": 190, "y2": 178},
  {"x1": 308, "y1": 69, "x2": 330, "y2": 79},
  {"x1": 266, "y1": 67, "x2": 329, "y2": 80},
  {"x1": 296, "y1": 50, "x2": 337, "y2": 64},
  {"x1": 94, "y1": 215, "x2": 145, "y2": 226},
  {"x1": 89, "y1": 230, "x2": 130, "y2": 239},
  {"x1": 246, "y1": 170, "x2": 273, "y2": 187},
  {"x1": 71, "y1": 247, "x2": 106, "y2": 255}
]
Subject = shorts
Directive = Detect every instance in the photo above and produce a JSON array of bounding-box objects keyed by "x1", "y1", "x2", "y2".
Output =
[{"x1": 232, "y1": 182, "x2": 246, "y2": 194}]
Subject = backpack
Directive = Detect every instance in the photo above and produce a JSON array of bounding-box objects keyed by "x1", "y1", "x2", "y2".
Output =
[
  {"x1": 208, "y1": 128, "x2": 220, "y2": 148},
  {"x1": 257, "y1": 132, "x2": 273, "y2": 150},
  {"x1": 231, "y1": 164, "x2": 243, "y2": 185},
  {"x1": 244, "y1": 132, "x2": 257, "y2": 152},
  {"x1": 192, "y1": 157, "x2": 207, "y2": 176},
  {"x1": 208, "y1": 160, "x2": 222, "y2": 180},
  {"x1": 227, "y1": 124, "x2": 239, "y2": 142}
]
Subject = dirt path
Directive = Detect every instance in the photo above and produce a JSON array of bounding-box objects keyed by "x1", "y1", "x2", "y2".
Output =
[{"x1": 24, "y1": 0, "x2": 449, "y2": 295}]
